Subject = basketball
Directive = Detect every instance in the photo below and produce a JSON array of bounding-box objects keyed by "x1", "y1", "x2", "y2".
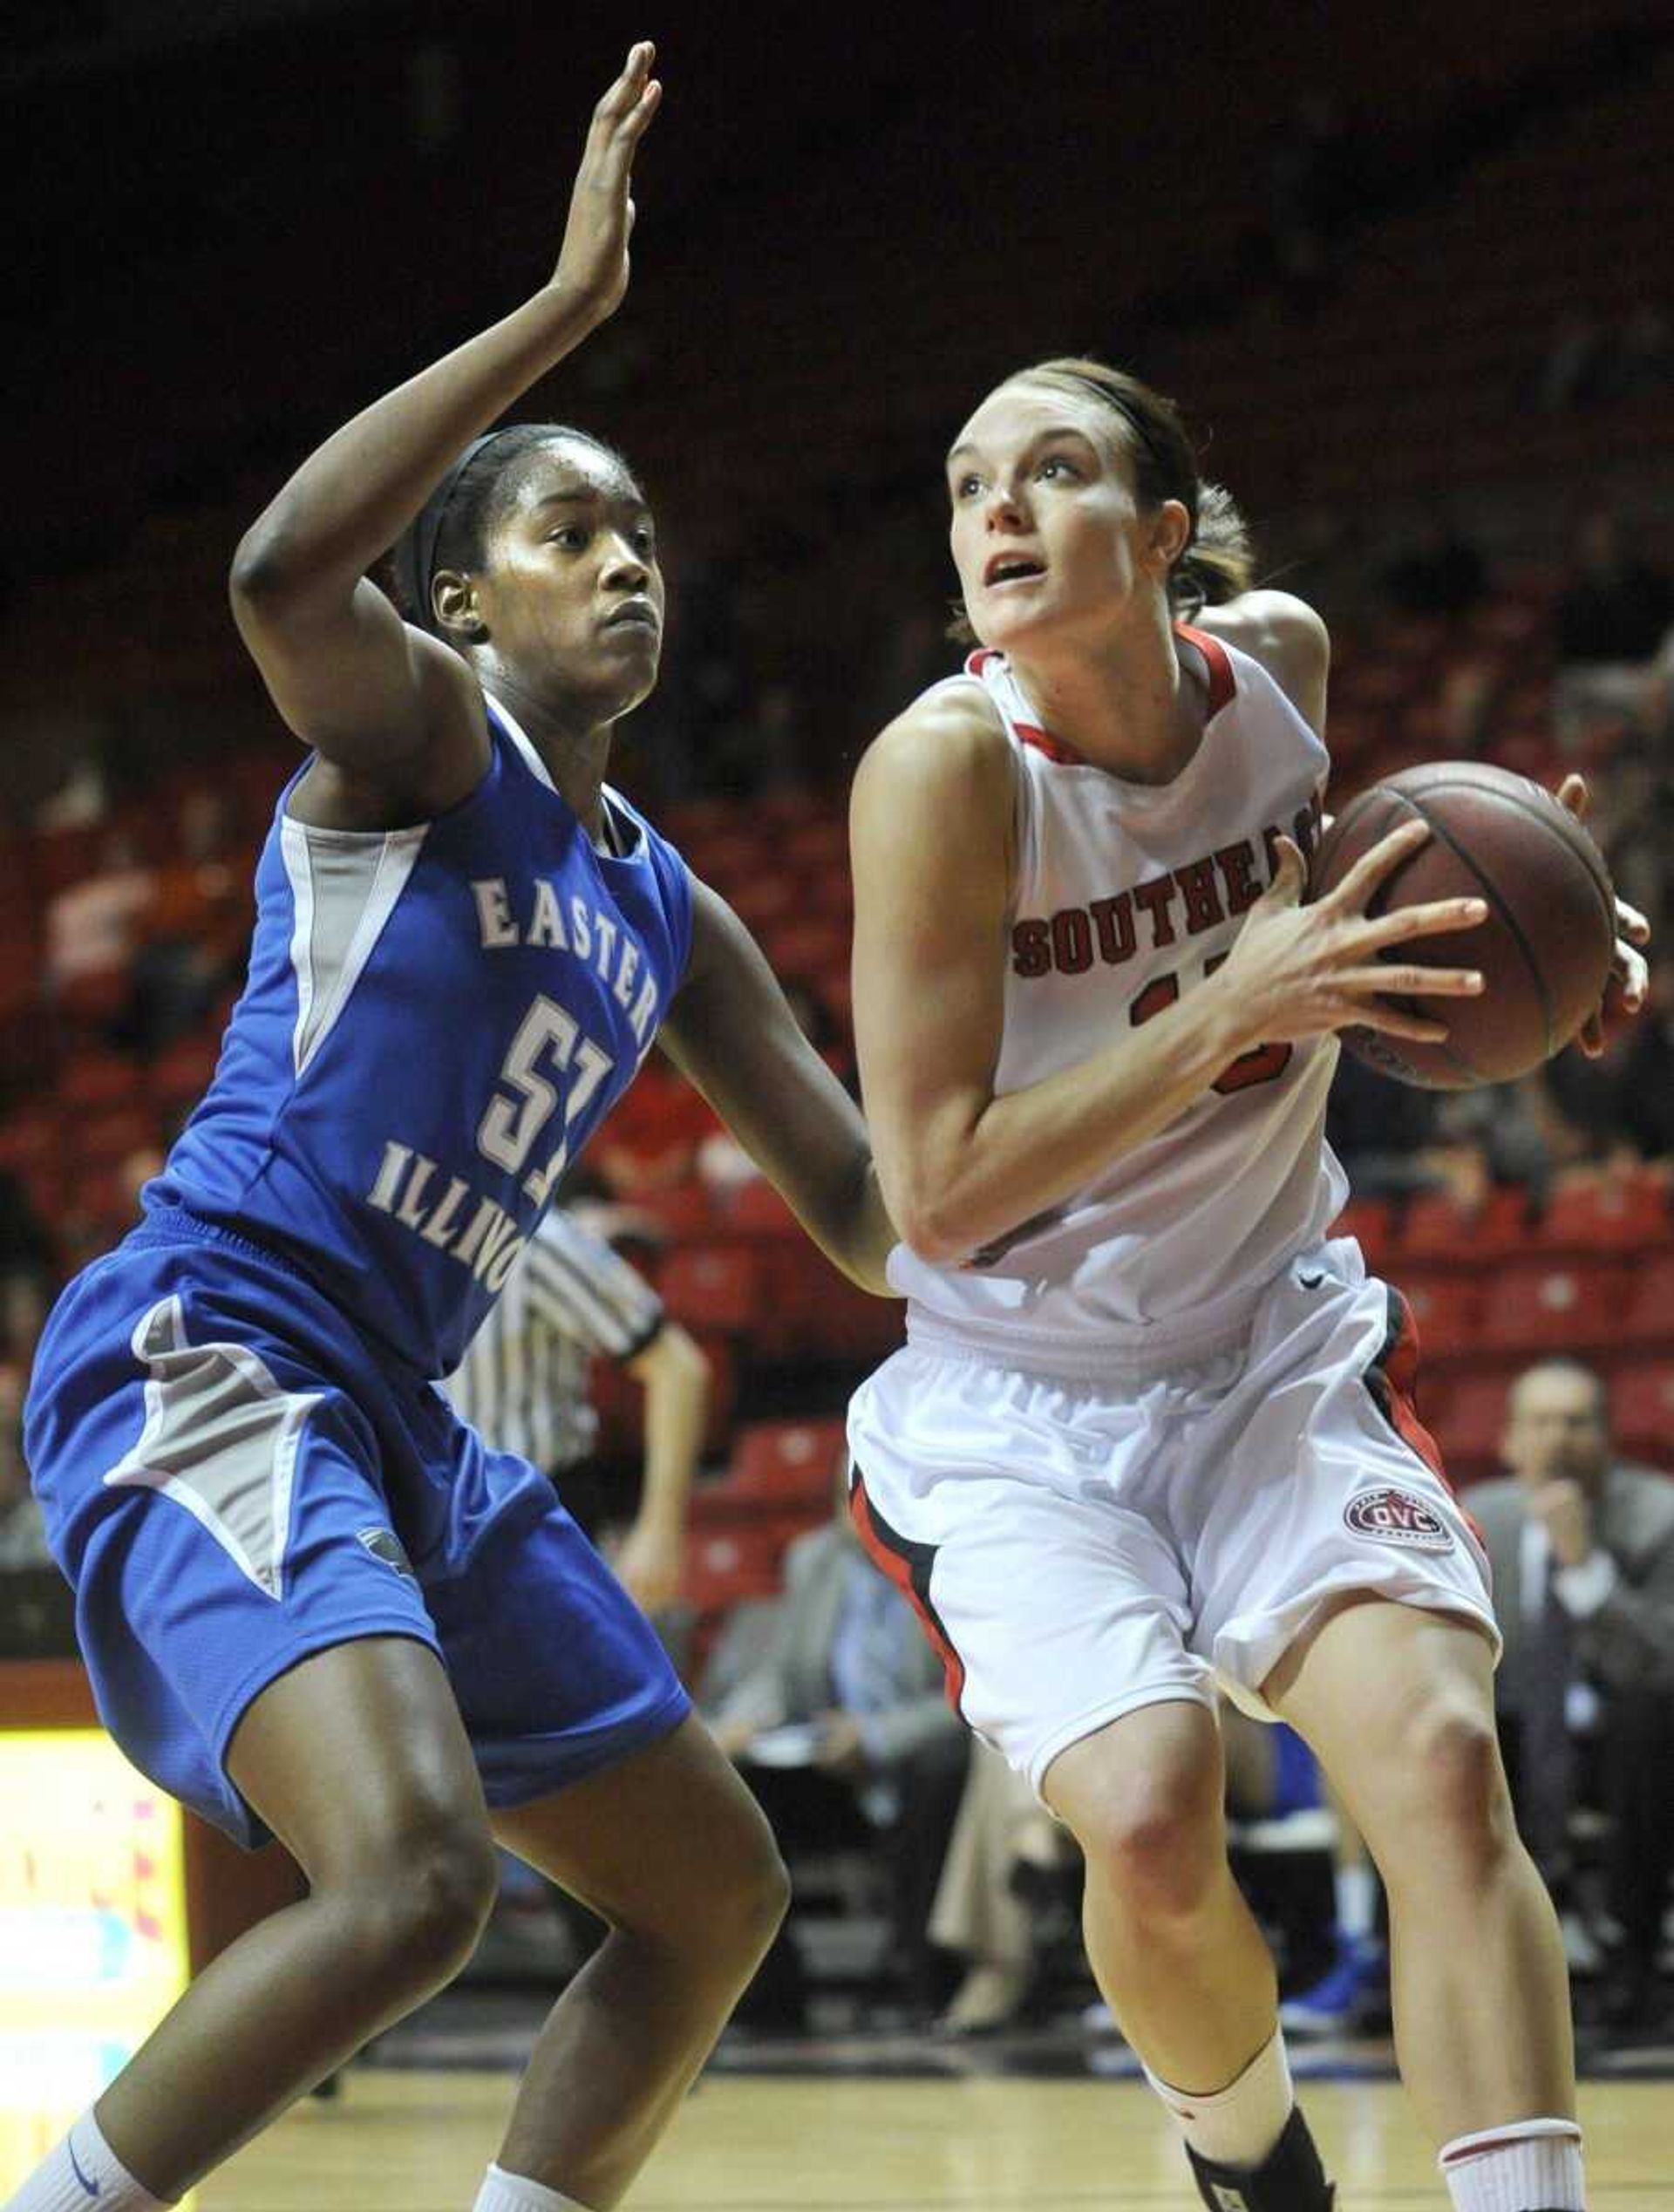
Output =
[{"x1": 1309, "y1": 761, "x2": 1616, "y2": 1091}]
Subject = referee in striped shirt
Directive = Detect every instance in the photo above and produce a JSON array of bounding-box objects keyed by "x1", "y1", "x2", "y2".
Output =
[{"x1": 446, "y1": 1203, "x2": 710, "y2": 1611}]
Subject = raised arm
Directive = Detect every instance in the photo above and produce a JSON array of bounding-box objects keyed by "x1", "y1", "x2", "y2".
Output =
[
  {"x1": 657, "y1": 881, "x2": 895, "y2": 1296},
  {"x1": 228, "y1": 44, "x2": 660, "y2": 815},
  {"x1": 850, "y1": 685, "x2": 1490, "y2": 1267}
]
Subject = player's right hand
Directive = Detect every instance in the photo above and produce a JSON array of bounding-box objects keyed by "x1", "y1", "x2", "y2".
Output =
[
  {"x1": 1214, "y1": 819, "x2": 1489, "y2": 1048},
  {"x1": 550, "y1": 41, "x2": 662, "y2": 324}
]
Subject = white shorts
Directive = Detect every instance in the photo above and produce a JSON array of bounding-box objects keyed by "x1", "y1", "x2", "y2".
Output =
[{"x1": 846, "y1": 1239, "x2": 1497, "y2": 1796}]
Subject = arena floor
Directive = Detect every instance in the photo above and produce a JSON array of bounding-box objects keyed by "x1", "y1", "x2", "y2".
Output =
[{"x1": 193, "y1": 2000, "x2": 1674, "y2": 2211}]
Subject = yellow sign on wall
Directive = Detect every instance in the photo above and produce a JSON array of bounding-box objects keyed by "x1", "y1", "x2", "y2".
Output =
[{"x1": 0, "y1": 1732, "x2": 191, "y2": 2194}]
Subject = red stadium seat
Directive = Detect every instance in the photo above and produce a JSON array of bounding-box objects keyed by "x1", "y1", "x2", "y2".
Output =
[
  {"x1": 656, "y1": 1243, "x2": 763, "y2": 1336},
  {"x1": 727, "y1": 1418, "x2": 847, "y2": 1511},
  {"x1": 781, "y1": 818, "x2": 849, "y2": 873},
  {"x1": 1535, "y1": 1171, "x2": 1673, "y2": 1255},
  {"x1": 628, "y1": 1181, "x2": 718, "y2": 1245},
  {"x1": 1397, "y1": 1186, "x2": 1534, "y2": 1264},
  {"x1": 759, "y1": 916, "x2": 851, "y2": 979},
  {"x1": 72, "y1": 1105, "x2": 158, "y2": 1167},
  {"x1": 1607, "y1": 1363, "x2": 1674, "y2": 1473},
  {"x1": 680, "y1": 1523, "x2": 788, "y2": 1616},
  {"x1": 1332, "y1": 1197, "x2": 1395, "y2": 1276},
  {"x1": 1621, "y1": 1252, "x2": 1674, "y2": 1350},
  {"x1": 1392, "y1": 1270, "x2": 1484, "y2": 1363},
  {"x1": 752, "y1": 1240, "x2": 906, "y2": 1364},
  {"x1": 1430, "y1": 1371, "x2": 1511, "y2": 1485},
  {"x1": 148, "y1": 1033, "x2": 223, "y2": 1115},
  {"x1": 725, "y1": 873, "x2": 800, "y2": 931},
  {"x1": 1480, "y1": 1260, "x2": 1629, "y2": 1356},
  {"x1": 717, "y1": 1175, "x2": 801, "y2": 1242}
]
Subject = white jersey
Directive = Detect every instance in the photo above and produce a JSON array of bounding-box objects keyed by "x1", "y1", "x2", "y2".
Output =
[{"x1": 890, "y1": 624, "x2": 1348, "y2": 1375}]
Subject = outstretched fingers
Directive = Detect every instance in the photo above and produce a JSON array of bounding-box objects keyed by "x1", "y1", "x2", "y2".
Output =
[
  {"x1": 1317, "y1": 816, "x2": 1430, "y2": 915},
  {"x1": 1332, "y1": 963, "x2": 1485, "y2": 1000},
  {"x1": 1330, "y1": 997, "x2": 1451, "y2": 1045},
  {"x1": 1355, "y1": 893, "x2": 1488, "y2": 951},
  {"x1": 592, "y1": 41, "x2": 661, "y2": 148}
]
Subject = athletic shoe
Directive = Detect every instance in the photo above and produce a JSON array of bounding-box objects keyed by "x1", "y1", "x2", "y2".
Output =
[{"x1": 1279, "y1": 1932, "x2": 1387, "y2": 2038}]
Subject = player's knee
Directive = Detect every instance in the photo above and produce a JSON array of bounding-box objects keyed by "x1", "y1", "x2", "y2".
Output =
[
  {"x1": 350, "y1": 1814, "x2": 499, "y2": 1985},
  {"x1": 709, "y1": 1805, "x2": 792, "y2": 1964},
  {"x1": 1388, "y1": 1699, "x2": 1512, "y2": 1884},
  {"x1": 1076, "y1": 1769, "x2": 1221, "y2": 1920}
]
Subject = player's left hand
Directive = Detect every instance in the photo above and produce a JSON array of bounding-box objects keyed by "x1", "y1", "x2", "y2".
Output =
[
  {"x1": 1527, "y1": 1476, "x2": 1595, "y2": 1570},
  {"x1": 614, "y1": 1514, "x2": 684, "y2": 1613},
  {"x1": 1553, "y1": 772, "x2": 1650, "y2": 1057},
  {"x1": 551, "y1": 41, "x2": 662, "y2": 326}
]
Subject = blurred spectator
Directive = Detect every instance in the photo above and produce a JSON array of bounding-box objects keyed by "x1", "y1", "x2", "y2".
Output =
[
  {"x1": 928, "y1": 1739, "x2": 1073, "y2": 2035},
  {"x1": 703, "y1": 1465, "x2": 967, "y2": 2025},
  {"x1": 1543, "y1": 996, "x2": 1674, "y2": 1171},
  {"x1": 1325, "y1": 1054, "x2": 1443, "y2": 1201},
  {"x1": 44, "y1": 831, "x2": 154, "y2": 996},
  {"x1": 1551, "y1": 513, "x2": 1674, "y2": 752},
  {"x1": 1473, "y1": 1359, "x2": 1674, "y2": 2033}
]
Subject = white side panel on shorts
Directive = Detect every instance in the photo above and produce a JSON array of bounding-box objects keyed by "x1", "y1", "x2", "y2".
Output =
[
  {"x1": 105, "y1": 1295, "x2": 323, "y2": 1603},
  {"x1": 279, "y1": 816, "x2": 428, "y2": 1078}
]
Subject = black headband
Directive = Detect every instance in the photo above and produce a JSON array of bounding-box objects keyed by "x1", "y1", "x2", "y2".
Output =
[
  {"x1": 1046, "y1": 371, "x2": 1200, "y2": 533},
  {"x1": 397, "y1": 428, "x2": 518, "y2": 633}
]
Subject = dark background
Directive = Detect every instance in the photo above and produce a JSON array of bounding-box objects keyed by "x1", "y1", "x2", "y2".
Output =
[{"x1": 7, "y1": 0, "x2": 1672, "y2": 765}]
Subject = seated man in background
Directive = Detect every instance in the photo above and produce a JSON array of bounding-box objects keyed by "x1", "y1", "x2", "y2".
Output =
[
  {"x1": 704, "y1": 1460, "x2": 968, "y2": 2027},
  {"x1": 1473, "y1": 1357, "x2": 1674, "y2": 2033}
]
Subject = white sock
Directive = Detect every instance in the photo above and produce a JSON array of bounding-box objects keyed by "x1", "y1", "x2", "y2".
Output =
[
  {"x1": 472, "y1": 2162, "x2": 593, "y2": 2212},
  {"x1": 1144, "y1": 2024, "x2": 1295, "y2": 2168},
  {"x1": 1335, "y1": 1859, "x2": 1378, "y2": 1943},
  {"x1": 4, "y1": 2111, "x2": 171, "y2": 2212},
  {"x1": 1439, "y1": 2119, "x2": 1585, "y2": 2212}
]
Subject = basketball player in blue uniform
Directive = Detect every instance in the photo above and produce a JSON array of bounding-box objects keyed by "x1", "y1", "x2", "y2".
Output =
[{"x1": 12, "y1": 47, "x2": 892, "y2": 2212}]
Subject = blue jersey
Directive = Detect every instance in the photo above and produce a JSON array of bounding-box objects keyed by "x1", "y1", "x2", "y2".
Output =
[{"x1": 149, "y1": 694, "x2": 692, "y2": 1377}]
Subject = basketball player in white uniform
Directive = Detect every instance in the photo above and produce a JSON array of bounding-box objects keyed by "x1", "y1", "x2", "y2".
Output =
[{"x1": 847, "y1": 359, "x2": 1649, "y2": 2212}]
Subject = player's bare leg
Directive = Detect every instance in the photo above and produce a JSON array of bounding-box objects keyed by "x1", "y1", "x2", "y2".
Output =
[
  {"x1": 1045, "y1": 1700, "x2": 1278, "y2": 2089},
  {"x1": 1267, "y1": 1594, "x2": 1575, "y2": 2141},
  {"x1": 489, "y1": 1715, "x2": 788, "y2": 2209},
  {"x1": 91, "y1": 1639, "x2": 500, "y2": 2199}
]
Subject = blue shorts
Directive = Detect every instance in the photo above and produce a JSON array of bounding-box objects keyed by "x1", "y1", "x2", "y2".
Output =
[
  {"x1": 24, "y1": 1211, "x2": 690, "y2": 1848},
  {"x1": 1269, "y1": 1723, "x2": 1323, "y2": 1818}
]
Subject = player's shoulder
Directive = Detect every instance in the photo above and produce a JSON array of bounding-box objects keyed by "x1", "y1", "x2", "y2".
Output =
[
  {"x1": 1193, "y1": 590, "x2": 1330, "y2": 678},
  {"x1": 852, "y1": 675, "x2": 1014, "y2": 820},
  {"x1": 1191, "y1": 591, "x2": 1330, "y2": 736}
]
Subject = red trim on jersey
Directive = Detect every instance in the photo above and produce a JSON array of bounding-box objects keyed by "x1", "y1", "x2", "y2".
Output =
[
  {"x1": 848, "y1": 1472, "x2": 968, "y2": 1711},
  {"x1": 1379, "y1": 1291, "x2": 1453, "y2": 1488},
  {"x1": 1373, "y1": 1289, "x2": 1487, "y2": 1546},
  {"x1": 1017, "y1": 723, "x2": 1085, "y2": 765},
  {"x1": 1174, "y1": 623, "x2": 1236, "y2": 715},
  {"x1": 966, "y1": 637, "x2": 1231, "y2": 765},
  {"x1": 963, "y1": 647, "x2": 1087, "y2": 764}
]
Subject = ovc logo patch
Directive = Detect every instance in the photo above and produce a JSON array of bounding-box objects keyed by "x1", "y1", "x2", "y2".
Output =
[{"x1": 1344, "y1": 1487, "x2": 1454, "y2": 1553}]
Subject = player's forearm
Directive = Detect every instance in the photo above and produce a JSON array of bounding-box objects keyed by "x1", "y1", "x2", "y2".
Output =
[
  {"x1": 637, "y1": 1336, "x2": 708, "y2": 1529},
  {"x1": 888, "y1": 976, "x2": 1251, "y2": 1265},
  {"x1": 231, "y1": 285, "x2": 601, "y2": 605}
]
